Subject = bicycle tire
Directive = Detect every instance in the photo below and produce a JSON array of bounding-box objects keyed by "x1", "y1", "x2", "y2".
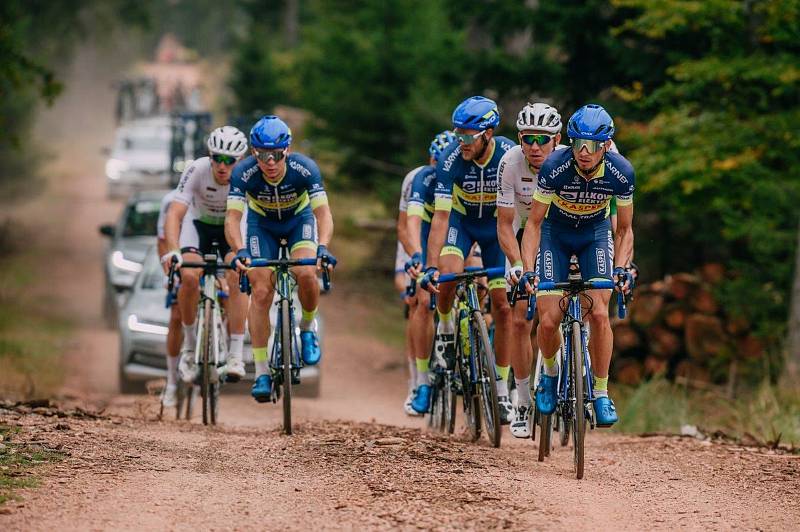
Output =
[
  {"x1": 559, "y1": 411, "x2": 570, "y2": 447},
  {"x1": 200, "y1": 299, "x2": 212, "y2": 426},
  {"x1": 472, "y1": 311, "x2": 501, "y2": 448},
  {"x1": 446, "y1": 372, "x2": 457, "y2": 434},
  {"x1": 572, "y1": 321, "x2": 586, "y2": 479},
  {"x1": 281, "y1": 297, "x2": 292, "y2": 435},
  {"x1": 538, "y1": 413, "x2": 551, "y2": 462},
  {"x1": 428, "y1": 376, "x2": 442, "y2": 431},
  {"x1": 456, "y1": 321, "x2": 480, "y2": 441}
]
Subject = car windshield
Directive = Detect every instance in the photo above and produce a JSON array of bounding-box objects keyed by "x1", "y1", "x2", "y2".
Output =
[
  {"x1": 122, "y1": 200, "x2": 161, "y2": 237},
  {"x1": 115, "y1": 126, "x2": 171, "y2": 152}
]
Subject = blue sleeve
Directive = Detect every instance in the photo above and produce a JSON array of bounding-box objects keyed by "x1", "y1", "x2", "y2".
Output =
[{"x1": 227, "y1": 159, "x2": 249, "y2": 211}]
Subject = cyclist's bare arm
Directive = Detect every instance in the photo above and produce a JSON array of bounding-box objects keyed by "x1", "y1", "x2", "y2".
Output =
[
  {"x1": 425, "y1": 209, "x2": 449, "y2": 270},
  {"x1": 497, "y1": 206, "x2": 520, "y2": 265},
  {"x1": 313, "y1": 204, "x2": 333, "y2": 247},
  {"x1": 225, "y1": 208, "x2": 244, "y2": 252},
  {"x1": 520, "y1": 201, "x2": 549, "y2": 274},
  {"x1": 164, "y1": 201, "x2": 189, "y2": 253},
  {"x1": 614, "y1": 203, "x2": 634, "y2": 268},
  {"x1": 397, "y1": 211, "x2": 414, "y2": 255}
]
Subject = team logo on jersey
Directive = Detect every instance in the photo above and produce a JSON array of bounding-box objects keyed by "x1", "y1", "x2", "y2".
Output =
[
  {"x1": 596, "y1": 248, "x2": 607, "y2": 275},
  {"x1": 608, "y1": 230, "x2": 614, "y2": 261},
  {"x1": 605, "y1": 160, "x2": 628, "y2": 184},
  {"x1": 241, "y1": 164, "x2": 259, "y2": 182},
  {"x1": 249, "y1": 235, "x2": 261, "y2": 257},
  {"x1": 302, "y1": 223, "x2": 313, "y2": 240},
  {"x1": 543, "y1": 250, "x2": 553, "y2": 280},
  {"x1": 288, "y1": 159, "x2": 312, "y2": 178},
  {"x1": 447, "y1": 227, "x2": 458, "y2": 245}
]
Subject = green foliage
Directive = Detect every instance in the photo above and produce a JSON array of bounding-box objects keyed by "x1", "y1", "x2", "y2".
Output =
[{"x1": 615, "y1": 0, "x2": 800, "y2": 345}]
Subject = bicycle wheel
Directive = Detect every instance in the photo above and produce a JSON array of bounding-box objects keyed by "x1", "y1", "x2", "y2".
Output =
[
  {"x1": 472, "y1": 311, "x2": 501, "y2": 448},
  {"x1": 456, "y1": 329, "x2": 480, "y2": 441},
  {"x1": 428, "y1": 374, "x2": 443, "y2": 431},
  {"x1": 538, "y1": 413, "x2": 552, "y2": 462},
  {"x1": 445, "y1": 372, "x2": 457, "y2": 434},
  {"x1": 559, "y1": 410, "x2": 570, "y2": 447},
  {"x1": 281, "y1": 298, "x2": 293, "y2": 435},
  {"x1": 200, "y1": 299, "x2": 212, "y2": 426},
  {"x1": 571, "y1": 321, "x2": 586, "y2": 479}
]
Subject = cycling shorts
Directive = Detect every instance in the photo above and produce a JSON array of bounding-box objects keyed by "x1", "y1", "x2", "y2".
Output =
[
  {"x1": 180, "y1": 220, "x2": 230, "y2": 257},
  {"x1": 247, "y1": 207, "x2": 317, "y2": 259},
  {"x1": 536, "y1": 218, "x2": 613, "y2": 295},
  {"x1": 441, "y1": 212, "x2": 506, "y2": 289}
]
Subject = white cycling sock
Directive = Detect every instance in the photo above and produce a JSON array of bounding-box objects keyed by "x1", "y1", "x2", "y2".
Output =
[
  {"x1": 515, "y1": 376, "x2": 531, "y2": 406},
  {"x1": 436, "y1": 310, "x2": 455, "y2": 336},
  {"x1": 166, "y1": 355, "x2": 179, "y2": 387},
  {"x1": 408, "y1": 359, "x2": 418, "y2": 392},
  {"x1": 182, "y1": 322, "x2": 196, "y2": 351},
  {"x1": 228, "y1": 334, "x2": 245, "y2": 360},
  {"x1": 254, "y1": 361, "x2": 269, "y2": 378},
  {"x1": 496, "y1": 377, "x2": 509, "y2": 398}
]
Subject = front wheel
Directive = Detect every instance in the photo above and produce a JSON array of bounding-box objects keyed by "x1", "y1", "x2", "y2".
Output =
[
  {"x1": 538, "y1": 413, "x2": 552, "y2": 462},
  {"x1": 281, "y1": 298, "x2": 293, "y2": 435},
  {"x1": 456, "y1": 323, "x2": 480, "y2": 441},
  {"x1": 572, "y1": 321, "x2": 586, "y2": 479},
  {"x1": 472, "y1": 311, "x2": 501, "y2": 448}
]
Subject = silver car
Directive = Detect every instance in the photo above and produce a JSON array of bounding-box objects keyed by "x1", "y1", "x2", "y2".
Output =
[
  {"x1": 118, "y1": 246, "x2": 321, "y2": 396},
  {"x1": 105, "y1": 116, "x2": 173, "y2": 198},
  {"x1": 100, "y1": 190, "x2": 167, "y2": 327}
]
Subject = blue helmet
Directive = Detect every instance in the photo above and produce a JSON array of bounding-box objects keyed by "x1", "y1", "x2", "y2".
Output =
[
  {"x1": 566, "y1": 104, "x2": 615, "y2": 141},
  {"x1": 250, "y1": 115, "x2": 292, "y2": 149},
  {"x1": 451, "y1": 96, "x2": 500, "y2": 131},
  {"x1": 428, "y1": 130, "x2": 457, "y2": 161}
]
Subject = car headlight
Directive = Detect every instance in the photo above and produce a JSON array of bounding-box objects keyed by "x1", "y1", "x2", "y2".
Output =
[
  {"x1": 111, "y1": 251, "x2": 143, "y2": 273},
  {"x1": 106, "y1": 158, "x2": 130, "y2": 180},
  {"x1": 127, "y1": 314, "x2": 168, "y2": 336}
]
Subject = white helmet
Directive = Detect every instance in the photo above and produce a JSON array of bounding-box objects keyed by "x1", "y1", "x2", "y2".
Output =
[
  {"x1": 516, "y1": 102, "x2": 562, "y2": 134},
  {"x1": 207, "y1": 126, "x2": 248, "y2": 157}
]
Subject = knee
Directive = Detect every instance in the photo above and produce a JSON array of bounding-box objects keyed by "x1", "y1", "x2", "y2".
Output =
[
  {"x1": 295, "y1": 266, "x2": 317, "y2": 286},
  {"x1": 251, "y1": 284, "x2": 272, "y2": 307},
  {"x1": 180, "y1": 269, "x2": 200, "y2": 290},
  {"x1": 538, "y1": 313, "x2": 560, "y2": 337},
  {"x1": 493, "y1": 301, "x2": 511, "y2": 324},
  {"x1": 511, "y1": 312, "x2": 529, "y2": 333},
  {"x1": 589, "y1": 307, "x2": 610, "y2": 329}
]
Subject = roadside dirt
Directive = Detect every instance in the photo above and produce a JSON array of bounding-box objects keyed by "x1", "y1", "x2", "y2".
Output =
[{"x1": 1, "y1": 43, "x2": 799, "y2": 531}]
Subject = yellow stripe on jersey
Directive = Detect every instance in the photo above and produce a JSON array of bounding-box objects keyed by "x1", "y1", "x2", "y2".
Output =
[
  {"x1": 615, "y1": 195, "x2": 633, "y2": 207},
  {"x1": 434, "y1": 196, "x2": 453, "y2": 212},
  {"x1": 407, "y1": 203, "x2": 426, "y2": 218},
  {"x1": 553, "y1": 196, "x2": 610, "y2": 216},
  {"x1": 246, "y1": 191, "x2": 309, "y2": 217},
  {"x1": 309, "y1": 192, "x2": 329, "y2": 210},
  {"x1": 533, "y1": 190, "x2": 553, "y2": 205},
  {"x1": 227, "y1": 197, "x2": 246, "y2": 212}
]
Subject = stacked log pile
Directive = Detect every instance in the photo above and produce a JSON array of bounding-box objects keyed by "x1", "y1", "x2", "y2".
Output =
[{"x1": 610, "y1": 263, "x2": 763, "y2": 387}]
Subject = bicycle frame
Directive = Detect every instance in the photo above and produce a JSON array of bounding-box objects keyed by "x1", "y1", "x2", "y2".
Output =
[{"x1": 557, "y1": 292, "x2": 594, "y2": 425}]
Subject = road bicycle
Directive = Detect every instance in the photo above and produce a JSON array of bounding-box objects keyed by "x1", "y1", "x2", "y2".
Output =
[
  {"x1": 167, "y1": 242, "x2": 232, "y2": 426},
  {"x1": 528, "y1": 272, "x2": 628, "y2": 479},
  {"x1": 430, "y1": 266, "x2": 505, "y2": 447},
  {"x1": 240, "y1": 244, "x2": 332, "y2": 435}
]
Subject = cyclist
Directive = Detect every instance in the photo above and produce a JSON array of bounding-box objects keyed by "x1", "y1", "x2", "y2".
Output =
[
  {"x1": 520, "y1": 104, "x2": 635, "y2": 427},
  {"x1": 397, "y1": 160, "x2": 425, "y2": 416},
  {"x1": 225, "y1": 115, "x2": 336, "y2": 402},
  {"x1": 497, "y1": 102, "x2": 567, "y2": 438},
  {"x1": 419, "y1": 96, "x2": 516, "y2": 423},
  {"x1": 156, "y1": 188, "x2": 183, "y2": 407},
  {"x1": 404, "y1": 130, "x2": 456, "y2": 414},
  {"x1": 162, "y1": 126, "x2": 250, "y2": 384}
]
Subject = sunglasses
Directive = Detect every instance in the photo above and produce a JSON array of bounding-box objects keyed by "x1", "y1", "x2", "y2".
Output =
[
  {"x1": 454, "y1": 131, "x2": 484, "y2": 145},
  {"x1": 254, "y1": 148, "x2": 287, "y2": 163},
  {"x1": 520, "y1": 133, "x2": 554, "y2": 146},
  {"x1": 571, "y1": 138, "x2": 606, "y2": 154},
  {"x1": 211, "y1": 153, "x2": 237, "y2": 165}
]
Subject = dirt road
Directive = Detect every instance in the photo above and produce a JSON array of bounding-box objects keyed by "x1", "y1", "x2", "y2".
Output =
[{"x1": 1, "y1": 45, "x2": 799, "y2": 531}]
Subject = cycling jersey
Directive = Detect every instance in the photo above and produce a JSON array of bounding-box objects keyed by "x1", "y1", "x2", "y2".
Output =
[
  {"x1": 433, "y1": 136, "x2": 516, "y2": 219},
  {"x1": 399, "y1": 166, "x2": 423, "y2": 214},
  {"x1": 394, "y1": 241, "x2": 411, "y2": 274},
  {"x1": 174, "y1": 157, "x2": 228, "y2": 225},
  {"x1": 534, "y1": 149, "x2": 634, "y2": 228},
  {"x1": 407, "y1": 166, "x2": 436, "y2": 223},
  {"x1": 228, "y1": 153, "x2": 328, "y2": 222},
  {"x1": 496, "y1": 144, "x2": 568, "y2": 231}
]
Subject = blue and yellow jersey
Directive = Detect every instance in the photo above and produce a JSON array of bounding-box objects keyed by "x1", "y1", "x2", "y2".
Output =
[
  {"x1": 407, "y1": 166, "x2": 436, "y2": 223},
  {"x1": 227, "y1": 153, "x2": 328, "y2": 222},
  {"x1": 433, "y1": 136, "x2": 516, "y2": 220},
  {"x1": 534, "y1": 148, "x2": 634, "y2": 228}
]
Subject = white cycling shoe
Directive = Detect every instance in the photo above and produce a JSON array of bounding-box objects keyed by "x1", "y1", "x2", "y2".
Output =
[
  {"x1": 178, "y1": 350, "x2": 198, "y2": 384},
  {"x1": 510, "y1": 404, "x2": 532, "y2": 438},
  {"x1": 161, "y1": 384, "x2": 178, "y2": 408},
  {"x1": 404, "y1": 389, "x2": 422, "y2": 416},
  {"x1": 224, "y1": 356, "x2": 246, "y2": 382}
]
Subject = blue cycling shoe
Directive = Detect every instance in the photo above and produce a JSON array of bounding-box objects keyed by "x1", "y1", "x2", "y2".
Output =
[
  {"x1": 251, "y1": 374, "x2": 272, "y2": 403},
  {"x1": 535, "y1": 374, "x2": 558, "y2": 415},
  {"x1": 411, "y1": 384, "x2": 432, "y2": 414},
  {"x1": 594, "y1": 395, "x2": 619, "y2": 427},
  {"x1": 300, "y1": 331, "x2": 321, "y2": 365}
]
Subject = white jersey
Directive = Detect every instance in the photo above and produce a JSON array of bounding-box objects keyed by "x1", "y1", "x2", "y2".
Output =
[
  {"x1": 497, "y1": 144, "x2": 568, "y2": 231},
  {"x1": 398, "y1": 166, "x2": 424, "y2": 213},
  {"x1": 174, "y1": 156, "x2": 228, "y2": 225}
]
